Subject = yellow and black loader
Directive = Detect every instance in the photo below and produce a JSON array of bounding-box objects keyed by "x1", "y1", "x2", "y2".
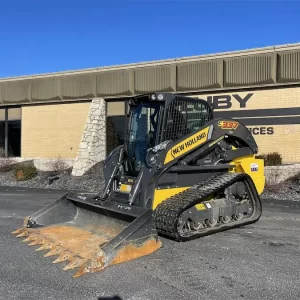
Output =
[{"x1": 12, "y1": 92, "x2": 265, "y2": 278}]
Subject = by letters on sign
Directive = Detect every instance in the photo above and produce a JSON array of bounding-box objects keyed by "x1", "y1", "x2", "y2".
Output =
[{"x1": 196, "y1": 93, "x2": 254, "y2": 109}]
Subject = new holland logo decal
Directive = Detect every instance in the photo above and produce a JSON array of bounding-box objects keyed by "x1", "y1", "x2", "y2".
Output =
[
  {"x1": 164, "y1": 127, "x2": 210, "y2": 164},
  {"x1": 171, "y1": 132, "x2": 207, "y2": 157}
]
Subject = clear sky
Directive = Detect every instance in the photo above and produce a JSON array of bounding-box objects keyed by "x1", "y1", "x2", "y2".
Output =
[{"x1": 0, "y1": 0, "x2": 299, "y2": 78}]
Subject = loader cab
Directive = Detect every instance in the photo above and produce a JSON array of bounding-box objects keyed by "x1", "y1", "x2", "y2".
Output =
[
  {"x1": 124, "y1": 94, "x2": 165, "y2": 175},
  {"x1": 123, "y1": 92, "x2": 214, "y2": 176},
  {"x1": 102, "y1": 92, "x2": 214, "y2": 202}
]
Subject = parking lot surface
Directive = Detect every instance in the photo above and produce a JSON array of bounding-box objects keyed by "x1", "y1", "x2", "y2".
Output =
[{"x1": 0, "y1": 187, "x2": 300, "y2": 300}]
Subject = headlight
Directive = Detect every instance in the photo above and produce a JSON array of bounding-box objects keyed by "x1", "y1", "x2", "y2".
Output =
[{"x1": 157, "y1": 94, "x2": 164, "y2": 100}]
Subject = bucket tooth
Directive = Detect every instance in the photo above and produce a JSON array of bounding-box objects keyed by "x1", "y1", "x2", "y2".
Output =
[
  {"x1": 16, "y1": 231, "x2": 29, "y2": 238},
  {"x1": 36, "y1": 243, "x2": 53, "y2": 252},
  {"x1": 12, "y1": 228, "x2": 25, "y2": 235},
  {"x1": 73, "y1": 265, "x2": 92, "y2": 278},
  {"x1": 22, "y1": 236, "x2": 33, "y2": 243},
  {"x1": 22, "y1": 233, "x2": 39, "y2": 243},
  {"x1": 63, "y1": 258, "x2": 87, "y2": 271},
  {"x1": 44, "y1": 246, "x2": 63, "y2": 258},
  {"x1": 52, "y1": 252, "x2": 73, "y2": 264},
  {"x1": 73, "y1": 257, "x2": 106, "y2": 278},
  {"x1": 28, "y1": 239, "x2": 43, "y2": 246}
]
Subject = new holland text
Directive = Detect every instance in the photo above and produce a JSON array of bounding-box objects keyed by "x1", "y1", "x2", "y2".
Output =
[{"x1": 172, "y1": 132, "x2": 207, "y2": 156}]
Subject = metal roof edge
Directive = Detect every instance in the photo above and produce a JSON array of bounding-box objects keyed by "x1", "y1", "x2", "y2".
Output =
[{"x1": 0, "y1": 42, "x2": 299, "y2": 82}]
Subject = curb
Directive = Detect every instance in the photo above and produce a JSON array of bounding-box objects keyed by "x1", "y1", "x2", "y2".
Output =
[
  {"x1": 262, "y1": 197, "x2": 300, "y2": 209},
  {"x1": 0, "y1": 185, "x2": 71, "y2": 194}
]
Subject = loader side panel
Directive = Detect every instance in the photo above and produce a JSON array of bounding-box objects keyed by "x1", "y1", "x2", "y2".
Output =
[
  {"x1": 153, "y1": 187, "x2": 190, "y2": 210},
  {"x1": 230, "y1": 155, "x2": 265, "y2": 195},
  {"x1": 161, "y1": 118, "x2": 259, "y2": 168},
  {"x1": 147, "y1": 117, "x2": 265, "y2": 212}
]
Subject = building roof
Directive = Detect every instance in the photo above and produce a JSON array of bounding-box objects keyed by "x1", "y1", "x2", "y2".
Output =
[
  {"x1": 1, "y1": 42, "x2": 300, "y2": 81},
  {"x1": 0, "y1": 42, "x2": 299, "y2": 106}
]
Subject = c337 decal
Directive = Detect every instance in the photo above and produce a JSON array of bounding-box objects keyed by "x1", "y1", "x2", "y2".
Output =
[{"x1": 218, "y1": 120, "x2": 239, "y2": 130}]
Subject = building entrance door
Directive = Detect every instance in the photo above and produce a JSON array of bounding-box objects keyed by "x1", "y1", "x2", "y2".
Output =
[{"x1": 106, "y1": 99, "x2": 128, "y2": 155}]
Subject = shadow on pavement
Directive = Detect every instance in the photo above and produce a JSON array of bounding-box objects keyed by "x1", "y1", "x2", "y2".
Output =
[{"x1": 98, "y1": 296, "x2": 122, "y2": 300}]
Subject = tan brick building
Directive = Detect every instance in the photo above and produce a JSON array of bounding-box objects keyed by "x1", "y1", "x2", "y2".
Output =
[
  {"x1": 0, "y1": 43, "x2": 300, "y2": 174},
  {"x1": 193, "y1": 86, "x2": 300, "y2": 163}
]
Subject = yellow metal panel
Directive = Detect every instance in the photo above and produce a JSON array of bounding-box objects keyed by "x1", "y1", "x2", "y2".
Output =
[
  {"x1": 195, "y1": 203, "x2": 206, "y2": 210},
  {"x1": 120, "y1": 184, "x2": 132, "y2": 193},
  {"x1": 164, "y1": 126, "x2": 210, "y2": 164},
  {"x1": 153, "y1": 187, "x2": 189, "y2": 210},
  {"x1": 230, "y1": 155, "x2": 265, "y2": 195}
]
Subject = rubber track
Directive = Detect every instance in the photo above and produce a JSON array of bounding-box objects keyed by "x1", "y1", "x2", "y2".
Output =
[{"x1": 154, "y1": 172, "x2": 261, "y2": 241}]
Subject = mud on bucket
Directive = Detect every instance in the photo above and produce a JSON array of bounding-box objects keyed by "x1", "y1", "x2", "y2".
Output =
[{"x1": 12, "y1": 192, "x2": 162, "y2": 278}]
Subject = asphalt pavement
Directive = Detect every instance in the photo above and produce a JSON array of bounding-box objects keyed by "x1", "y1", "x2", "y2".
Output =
[{"x1": 0, "y1": 186, "x2": 300, "y2": 300}]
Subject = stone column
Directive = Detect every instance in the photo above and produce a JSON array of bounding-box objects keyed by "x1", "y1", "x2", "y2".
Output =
[{"x1": 72, "y1": 97, "x2": 106, "y2": 176}]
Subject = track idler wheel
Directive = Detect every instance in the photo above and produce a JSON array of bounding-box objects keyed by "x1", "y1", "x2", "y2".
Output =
[
  {"x1": 205, "y1": 219, "x2": 218, "y2": 227},
  {"x1": 220, "y1": 216, "x2": 231, "y2": 224},
  {"x1": 190, "y1": 221, "x2": 204, "y2": 230},
  {"x1": 233, "y1": 213, "x2": 243, "y2": 221}
]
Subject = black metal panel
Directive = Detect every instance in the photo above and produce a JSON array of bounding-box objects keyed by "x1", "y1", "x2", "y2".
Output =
[
  {"x1": 67, "y1": 191, "x2": 147, "y2": 218},
  {"x1": 156, "y1": 171, "x2": 225, "y2": 189},
  {"x1": 210, "y1": 118, "x2": 258, "y2": 153},
  {"x1": 101, "y1": 208, "x2": 158, "y2": 267},
  {"x1": 168, "y1": 164, "x2": 234, "y2": 173},
  {"x1": 29, "y1": 194, "x2": 79, "y2": 226}
]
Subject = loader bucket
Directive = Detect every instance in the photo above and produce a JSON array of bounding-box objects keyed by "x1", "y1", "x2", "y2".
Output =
[{"x1": 12, "y1": 192, "x2": 162, "y2": 278}]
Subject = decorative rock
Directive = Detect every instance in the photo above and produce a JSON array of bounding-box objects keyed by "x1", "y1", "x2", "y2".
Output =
[
  {"x1": 72, "y1": 98, "x2": 106, "y2": 176},
  {"x1": 79, "y1": 142, "x2": 88, "y2": 149}
]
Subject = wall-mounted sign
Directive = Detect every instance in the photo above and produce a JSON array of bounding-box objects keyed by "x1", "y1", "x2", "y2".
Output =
[{"x1": 197, "y1": 93, "x2": 254, "y2": 109}]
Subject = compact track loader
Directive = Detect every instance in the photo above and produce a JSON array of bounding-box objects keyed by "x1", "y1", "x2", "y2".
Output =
[{"x1": 12, "y1": 92, "x2": 265, "y2": 278}]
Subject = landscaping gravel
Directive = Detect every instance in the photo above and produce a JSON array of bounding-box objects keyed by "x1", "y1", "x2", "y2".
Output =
[
  {"x1": 260, "y1": 180, "x2": 300, "y2": 201},
  {"x1": 1, "y1": 161, "x2": 300, "y2": 201},
  {"x1": 0, "y1": 162, "x2": 105, "y2": 194}
]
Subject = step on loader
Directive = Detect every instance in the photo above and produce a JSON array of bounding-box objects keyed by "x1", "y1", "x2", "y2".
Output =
[{"x1": 12, "y1": 92, "x2": 265, "y2": 278}]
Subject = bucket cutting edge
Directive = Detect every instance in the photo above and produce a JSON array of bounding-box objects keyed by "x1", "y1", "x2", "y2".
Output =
[{"x1": 12, "y1": 192, "x2": 162, "y2": 278}]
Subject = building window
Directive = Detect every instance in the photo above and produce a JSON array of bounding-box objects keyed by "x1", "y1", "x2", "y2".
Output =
[
  {"x1": 106, "y1": 100, "x2": 128, "y2": 155},
  {"x1": 0, "y1": 107, "x2": 21, "y2": 157},
  {"x1": 106, "y1": 116, "x2": 127, "y2": 155}
]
